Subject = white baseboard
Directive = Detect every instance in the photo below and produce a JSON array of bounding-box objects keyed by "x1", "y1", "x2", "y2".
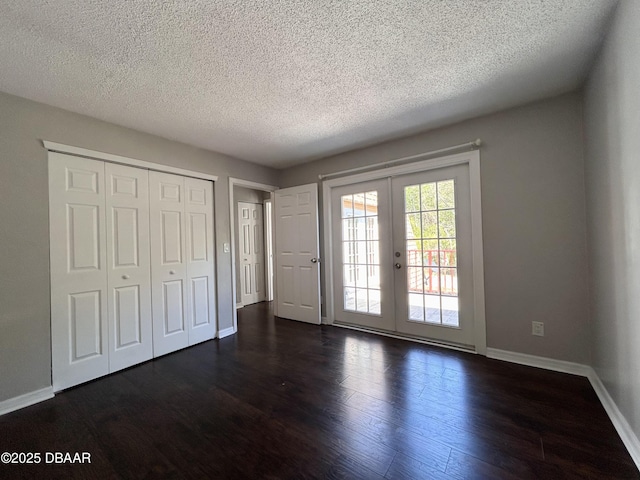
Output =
[
  {"x1": 587, "y1": 368, "x2": 640, "y2": 469},
  {"x1": 486, "y1": 348, "x2": 591, "y2": 376},
  {"x1": 0, "y1": 386, "x2": 54, "y2": 416},
  {"x1": 236, "y1": 303, "x2": 243, "y2": 310},
  {"x1": 218, "y1": 326, "x2": 237, "y2": 339},
  {"x1": 321, "y1": 316, "x2": 331, "y2": 325},
  {"x1": 487, "y1": 348, "x2": 639, "y2": 471}
]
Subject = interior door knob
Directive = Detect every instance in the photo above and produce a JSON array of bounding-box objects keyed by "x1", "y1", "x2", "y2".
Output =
[
  {"x1": 311, "y1": 258, "x2": 318, "y2": 263},
  {"x1": 122, "y1": 274, "x2": 130, "y2": 280},
  {"x1": 169, "y1": 270, "x2": 176, "y2": 275},
  {"x1": 395, "y1": 263, "x2": 402, "y2": 269}
]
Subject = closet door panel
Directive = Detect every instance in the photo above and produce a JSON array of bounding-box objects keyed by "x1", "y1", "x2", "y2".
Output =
[
  {"x1": 185, "y1": 177, "x2": 216, "y2": 345},
  {"x1": 105, "y1": 163, "x2": 153, "y2": 372},
  {"x1": 49, "y1": 153, "x2": 109, "y2": 391},
  {"x1": 150, "y1": 172, "x2": 190, "y2": 356}
]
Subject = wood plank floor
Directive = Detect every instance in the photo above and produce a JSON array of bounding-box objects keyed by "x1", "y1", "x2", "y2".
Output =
[{"x1": 1, "y1": 302, "x2": 638, "y2": 479}]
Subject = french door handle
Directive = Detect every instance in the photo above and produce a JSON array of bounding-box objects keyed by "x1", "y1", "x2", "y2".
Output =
[
  {"x1": 311, "y1": 258, "x2": 319, "y2": 263},
  {"x1": 394, "y1": 263, "x2": 402, "y2": 269}
]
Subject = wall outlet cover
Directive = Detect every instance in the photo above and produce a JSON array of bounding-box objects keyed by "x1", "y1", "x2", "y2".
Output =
[{"x1": 532, "y1": 321, "x2": 545, "y2": 336}]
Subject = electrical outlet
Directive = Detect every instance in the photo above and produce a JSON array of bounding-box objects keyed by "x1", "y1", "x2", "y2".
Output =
[{"x1": 532, "y1": 321, "x2": 545, "y2": 337}]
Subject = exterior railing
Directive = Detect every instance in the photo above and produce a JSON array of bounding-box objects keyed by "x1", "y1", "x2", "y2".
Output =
[{"x1": 406, "y1": 249, "x2": 457, "y2": 295}]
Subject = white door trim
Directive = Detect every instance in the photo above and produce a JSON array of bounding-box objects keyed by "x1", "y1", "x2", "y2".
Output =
[
  {"x1": 228, "y1": 178, "x2": 278, "y2": 333},
  {"x1": 322, "y1": 150, "x2": 487, "y2": 354},
  {"x1": 264, "y1": 199, "x2": 275, "y2": 302},
  {"x1": 43, "y1": 141, "x2": 219, "y2": 182}
]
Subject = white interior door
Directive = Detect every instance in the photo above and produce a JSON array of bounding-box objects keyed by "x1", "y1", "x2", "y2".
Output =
[
  {"x1": 149, "y1": 171, "x2": 190, "y2": 356},
  {"x1": 331, "y1": 179, "x2": 394, "y2": 331},
  {"x1": 274, "y1": 184, "x2": 321, "y2": 324},
  {"x1": 392, "y1": 164, "x2": 475, "y2": 347},
  {"x1": 105, "y1": 163, "x2": 153, "y2": 372},
  {"x1": 49, "y1": 153, "x2": 109, "y2": 390},
  {"x1": 238, "y1": 202, "x2": 266, "y2": 306},
  {"x1": 185, "y1": 177, "x2": 216, "y2": 345}
]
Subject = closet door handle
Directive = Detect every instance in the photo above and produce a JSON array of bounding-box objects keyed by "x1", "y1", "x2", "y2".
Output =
[
  {"x1": 169, "y1": 270, "x2": 176, "y2": 275},
  {"x1": 122, "y1": 274, "x2": 130, "y2": 280}
]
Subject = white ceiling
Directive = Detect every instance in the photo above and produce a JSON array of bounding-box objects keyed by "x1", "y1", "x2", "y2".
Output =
[{"x1": 0, "y1": 1, "x2": 617, "y2": 169}]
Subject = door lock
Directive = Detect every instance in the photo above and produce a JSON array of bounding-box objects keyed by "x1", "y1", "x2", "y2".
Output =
[{"x1": 395, "y1": 263, "x2": 402, "y2": 269}]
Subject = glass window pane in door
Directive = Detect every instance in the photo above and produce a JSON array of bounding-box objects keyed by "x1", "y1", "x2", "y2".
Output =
[
  {"x1": 408, "y1": 293, "x2": 424, "y2": 321},
  {"x1": 344, "y1": 287, "x2": 356, "y2": 310},
  {"x1": 368, "y1": 289, "x2": 381, "y2": 315},
  {"x1": 352, "y1": 193, "x2": 366, "y2": 217},
  {"x1": 420, "y1": 183, "x2": 437, "y2": 211},
  {"x1": 439, "y1": 239, "x2": 456, "y2": 266},
  {"x1": 342, "y1": 195, "x2": 354, "y2": 218},
  {"x1": 422, "y1": 239, "x2": 439, "y2": 266},
  {"x1": 424, "y1": 295, "x2": 441, "y2": 324},
  {"x1": 406, "y1": 241, "x2": 423, "y2": 266},
  {"x1": 437, "y1": 180, "x2": 455, "y2": 209},
  {"x1": 441, "y1": 296, "x2": 459, "y2": 326},
  {"x1": 340, "y1": 191, "x2": 381, "y2": 315},
  {"x1": 403, "y1": 179, "x2": 459, "y2": 326}
]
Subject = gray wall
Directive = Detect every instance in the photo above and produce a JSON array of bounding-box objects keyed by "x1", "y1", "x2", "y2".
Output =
[
  {"x1": 280, "y1": 92, "x2": 590, "y2": 363},
  {"x1": 0, "y1": 91, "x2": 279, "y2": 402},
  {"x1": 584, "y1": 1, "x2": 640, "y2": 441},
  {"x1": 233, "y1": 186, "x2": 270, "y2": 304}
]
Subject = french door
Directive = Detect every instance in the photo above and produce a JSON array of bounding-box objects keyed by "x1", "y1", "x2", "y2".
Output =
[
  {"x1": 331, "y1": 164, "x2": 475, "y2": 348},
  {"x1": 331, "y1": 179, "x2": 394, "y2": 331}
]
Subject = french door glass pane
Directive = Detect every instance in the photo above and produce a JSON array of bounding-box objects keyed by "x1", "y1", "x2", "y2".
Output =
[
  {"x1": 404, "y1": 180, "x2": 459, "y2": 326},
  {"x1": 341, "y1": 191, "x2": 380, "y2": 315}
]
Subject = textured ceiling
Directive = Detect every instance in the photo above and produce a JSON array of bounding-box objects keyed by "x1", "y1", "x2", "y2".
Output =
[{"x1": 0, "y1": 1, "x2": 617, "y2": 168}]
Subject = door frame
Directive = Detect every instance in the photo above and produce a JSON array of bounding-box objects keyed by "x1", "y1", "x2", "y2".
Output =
[
  {"x1": 237, "y1": 201, "x2": 267, "y2": 307},
  {"x1": 264, "y1": 199, "x2": 275, "y2": 303},
  {"x1": 321, "y1": 150, "x2": 487, "y2": 354},
  {"x1": 43, "y1": 141, "x2": 219, "y2": 182},
  {"x1": 228, "y1": 178, "x2": 278, "y2": 334}
]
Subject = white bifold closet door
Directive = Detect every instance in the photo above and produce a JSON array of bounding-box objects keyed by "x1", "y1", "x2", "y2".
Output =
[
  {"x1": 105, "y1": 162, "x2": 153, "y2": 372},
  {"x1": 50, "y1": 154, "x2": 153, "y2": 390},
  {"x1": 184, "y1": 177, "x2": 216, "y2": 345},
  {"x1": 50, "y1": 153, "x2": 216, "y2": 391},
  {"x1": 149, "y1": 172, "x2": 216, "y2": 357},
  {"x1": 50, "y1": 154, "x2": 110, "y2": 390}
]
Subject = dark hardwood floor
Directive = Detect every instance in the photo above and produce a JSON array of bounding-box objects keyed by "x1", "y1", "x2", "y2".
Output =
[{"x1": 1, "y1": 302, "x2": 637, "y2": 479}]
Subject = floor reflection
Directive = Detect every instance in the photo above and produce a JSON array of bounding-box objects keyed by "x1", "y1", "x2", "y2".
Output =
[{"x1": 339, "y1": 335, "x2": 394, "y2": 468}]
